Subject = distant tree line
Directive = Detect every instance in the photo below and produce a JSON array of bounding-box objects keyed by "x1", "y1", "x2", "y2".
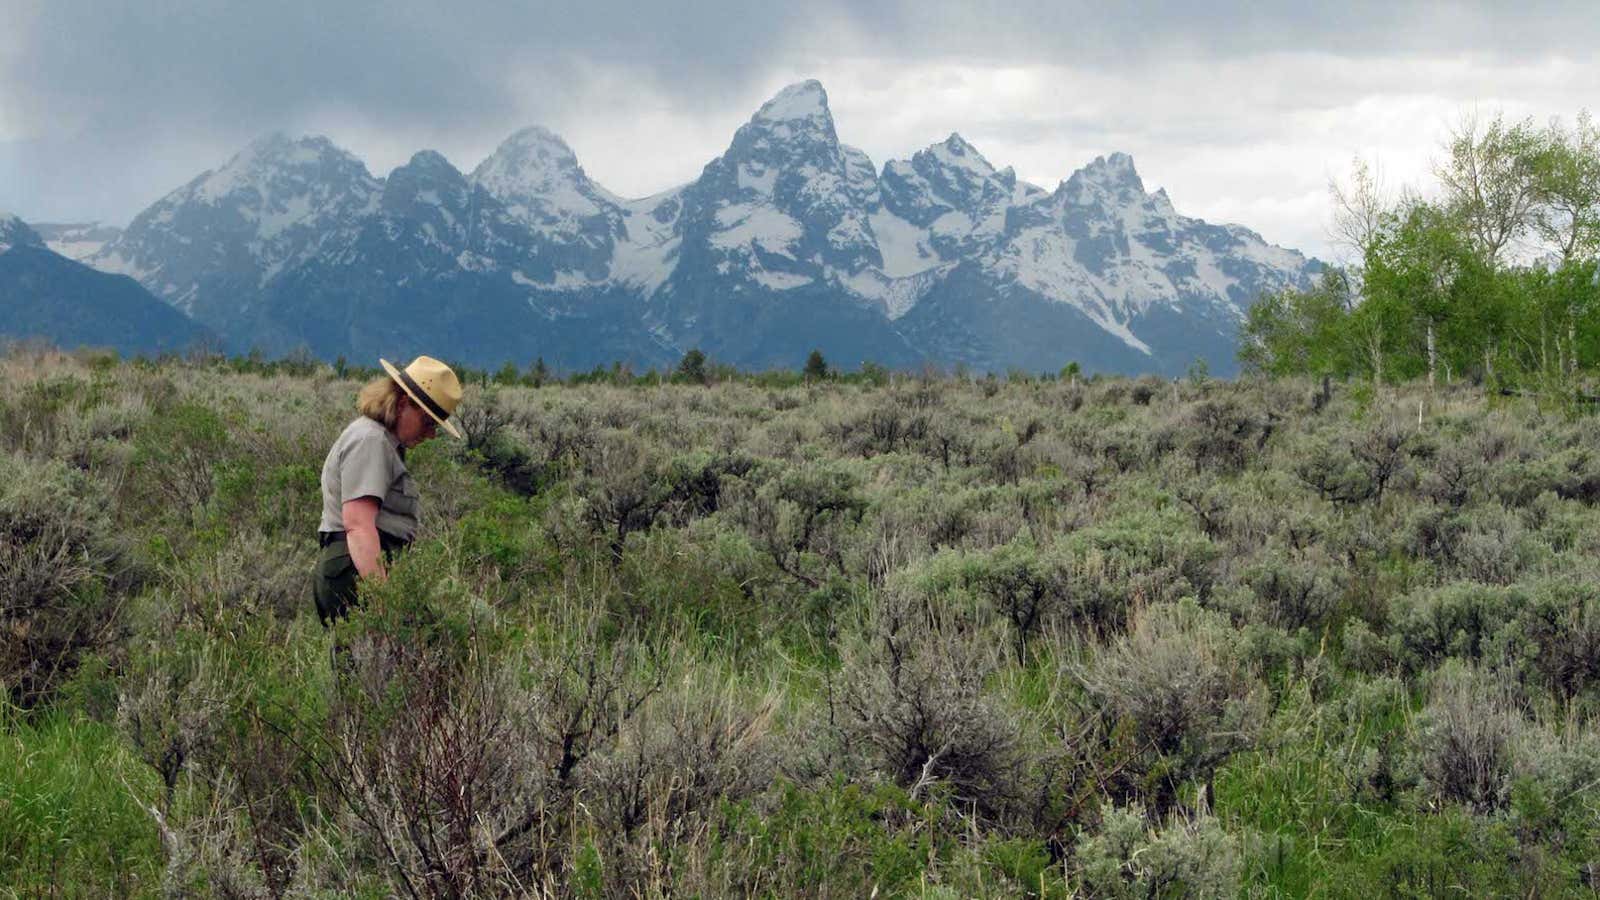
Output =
[
  {"x1": 1241, "y1": 111, "x2": 1600, "y2": 396},
  {"x1": 18, "y1": 337, "x2": 1116, "y2": 393}
]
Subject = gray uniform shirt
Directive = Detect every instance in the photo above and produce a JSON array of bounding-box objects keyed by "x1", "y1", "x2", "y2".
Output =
[{"x1": 318, "y1": 416, "x2": 420, "y2": 542}]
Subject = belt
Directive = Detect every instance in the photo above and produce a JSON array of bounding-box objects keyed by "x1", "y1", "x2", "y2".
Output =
[{"x1": 319, "y1": 530, "x2": 411, "y2": 550}]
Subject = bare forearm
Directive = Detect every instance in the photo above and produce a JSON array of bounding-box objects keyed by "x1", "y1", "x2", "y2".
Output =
[
  {"x1": 346, "y1": 524, "x2": 386, "y2": 580},
  {"x1": 341, "y1": 497, "x2": 387, "y2": 581}
]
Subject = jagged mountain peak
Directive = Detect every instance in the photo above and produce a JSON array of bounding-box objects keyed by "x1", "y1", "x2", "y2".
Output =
[
  {"x1": 708, "y1": 80, "x2": 848, "y2": 193},
  {"x1": 193, "y1": 131, "x2": 370, "y2": 192},
  {"x1": 709, "y1": 80, "x2": 843, "y2": 182},
  {"x1": 726, "y1": 80, "x2": 841, "y2": 161},
  {"x1": 942, "y1": 132, "x2": 975, "y2": 150},
  {"x1": 878, "y1": 131, "x2": 1030, "y2": 244},
  {"x1": 396, "y1": 149, "x2": 462, "y2": 176},
  {"x1": 919, "y1": 132, "x2": 1001, "y2": 184},
  {"x1": 1097, "y1": 151, "x2": 1139, "y2": 174},
  {"x1": 470, "y1": 125, "x2": 623, "y2": 230},
  {"x1": 1063, "y1": 152, "x2": 1147, "y2": 199},
  {"x1": 671, "y1": 80, "x2": 887, "y2": 300},
  {"x1": 753, "y1": 80, "x2": 830, "y2": 123},
  {"x1": 934, "y1": 132, "x2": 988, "y2": 164},
  {"x1": 475, "y1": 126, "x2": 581, "y2": 178},
  {"x1": 194, "y1": 132, "x2": 371, "y2": 202},
  {"x1": 383, "y1": 151, "x2": 472, "y2": 229}
]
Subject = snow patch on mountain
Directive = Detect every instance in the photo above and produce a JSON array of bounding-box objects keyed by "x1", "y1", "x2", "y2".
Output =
[
  {"x1": 836, "y1": 263, "x2": 950, "y2": 319},
  {"x1": 711, "y1": 203, "x2": 804, "y2": 257},
  {"x1": 754, "y1": 270, "x2": 813, "y2": 290},
  {"x1": 868, "y1": 210, "x2": 940, "y2": 278},
  {"x1": 990, "y1": 228, "x2": 1155, "y2": 353},
  {"x1": 610, "y1": 191, "x2": 683, "y2": 294},
  {"x1": 512, "y1": 268, "x2": 590, "y2": 291}
]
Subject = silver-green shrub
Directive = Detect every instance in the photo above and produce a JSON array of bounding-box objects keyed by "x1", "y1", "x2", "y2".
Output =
[
  {"x1": 1413, "y1": 663, "x2": 1520, "y2": 812},
  {"x1": 1075, "y1": 601, "x2": 1267, "y2": 798},
  {"x1": 1072, "y1": 800, "x2": 1243, "y2": 899}
]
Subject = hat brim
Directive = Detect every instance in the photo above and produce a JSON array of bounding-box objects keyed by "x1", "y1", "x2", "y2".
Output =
[{"x1": 380, "y1": 358, "x2": 463, "y2": 439}]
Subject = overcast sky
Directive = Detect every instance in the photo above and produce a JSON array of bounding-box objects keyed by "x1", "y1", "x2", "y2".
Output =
[{"x1": 4, "y1": 1, "x2": 1598, "y2": 261}]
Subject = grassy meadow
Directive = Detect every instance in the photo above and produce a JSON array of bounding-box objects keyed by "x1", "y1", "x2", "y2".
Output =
[{"x1": 3, "y1": 345, "x2": 1600, "y2": 897}]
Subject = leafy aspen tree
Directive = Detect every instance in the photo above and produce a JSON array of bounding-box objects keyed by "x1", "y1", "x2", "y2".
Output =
[
  {"x1": 1363, "y1": 201, "x2": 1479, "y2": 387},
  {"x1": 1239, "y1": 271, "x2": 1358, "y2": 378},
  {"x1": 1531, "y1": 114, "x2": 1600, "y2": 379},
  {"x1": 1532, "y1": 112, "x2": 1600, "y2": 262},
  {"x1": 1436, "y1": 113, "x2": 1544, "y2": 269}
]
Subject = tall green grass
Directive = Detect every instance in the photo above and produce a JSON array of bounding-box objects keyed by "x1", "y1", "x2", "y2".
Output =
[{"x1": 0, "y1": 706, "x2": 163, "y2": 897}]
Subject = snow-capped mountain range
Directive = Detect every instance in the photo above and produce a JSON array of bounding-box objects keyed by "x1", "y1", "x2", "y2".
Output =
[{"x1": 63, "y1": 80, "x2": 1317, "y2": 374}]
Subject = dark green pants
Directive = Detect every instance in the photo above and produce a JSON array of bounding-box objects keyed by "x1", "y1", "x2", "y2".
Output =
[{"x1": 312, "y1": 532, "x2": 408, "y2": 626}]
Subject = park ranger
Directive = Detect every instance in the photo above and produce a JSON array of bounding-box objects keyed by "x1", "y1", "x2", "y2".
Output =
[{"x1": 312, "y1": 355, "x2": 463, "y2": 625}]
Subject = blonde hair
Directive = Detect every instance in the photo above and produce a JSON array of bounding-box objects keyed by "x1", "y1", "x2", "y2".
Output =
[{"x1": 356, "y1": 376, "x2": 403, "y2": 428}]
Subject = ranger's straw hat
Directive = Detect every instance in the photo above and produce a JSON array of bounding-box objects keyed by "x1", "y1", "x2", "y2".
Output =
[{"x1": 379, "y1": 355, "x2": 463, "y2": 439}]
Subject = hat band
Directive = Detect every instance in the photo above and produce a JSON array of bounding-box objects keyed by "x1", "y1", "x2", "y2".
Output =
[{"x1": 395, "y1": 367, "x2": 451, "y2": 424}]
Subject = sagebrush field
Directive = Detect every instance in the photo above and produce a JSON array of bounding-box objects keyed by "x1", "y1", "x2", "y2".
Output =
[{"x1": 3, "y1": 346, "x2": 1600, "y2": 897}]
